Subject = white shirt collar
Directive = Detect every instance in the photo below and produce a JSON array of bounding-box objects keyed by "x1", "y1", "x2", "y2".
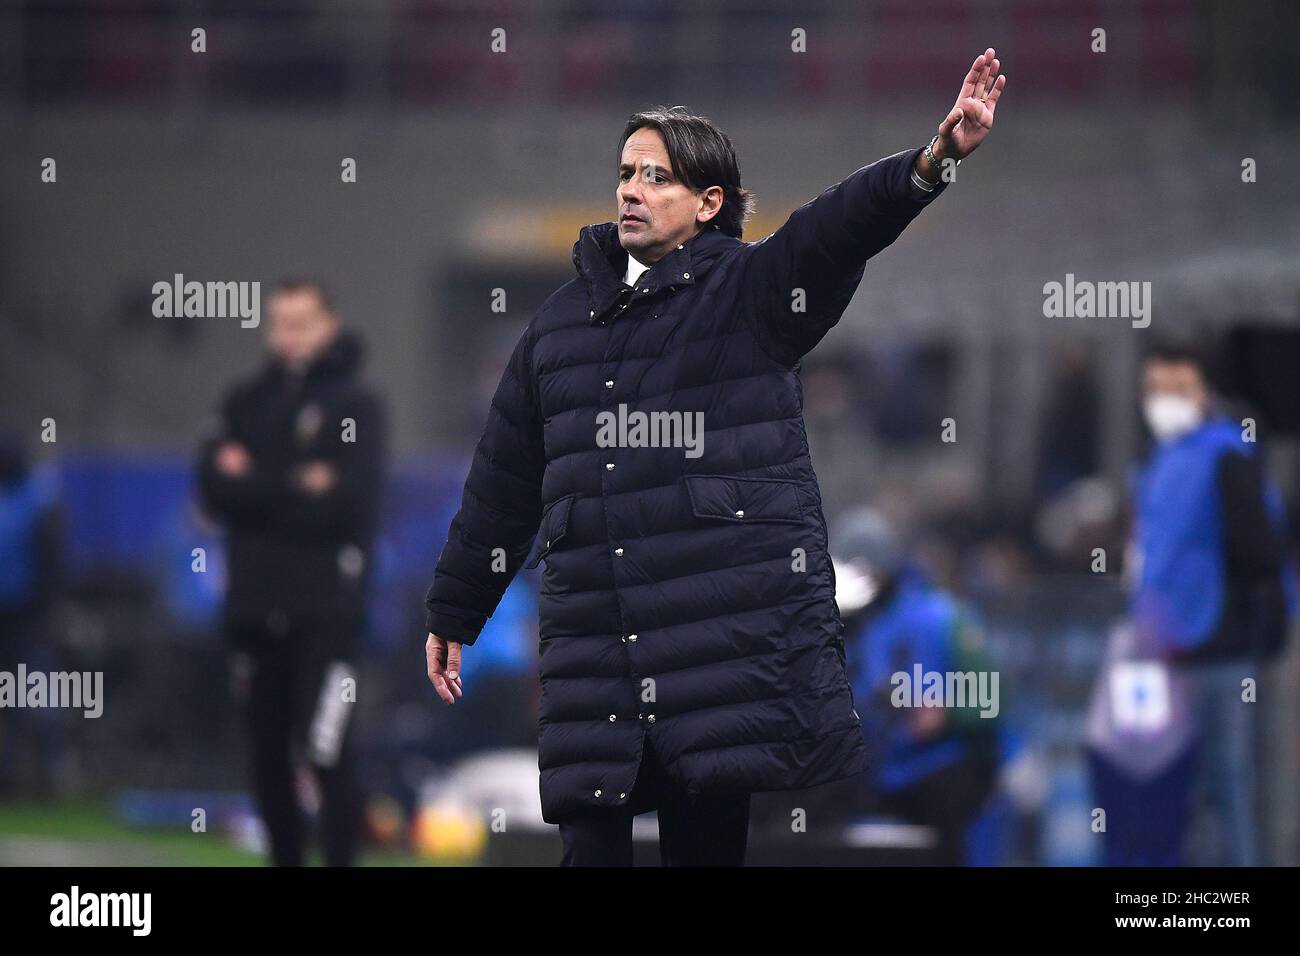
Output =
[{"x1": 623, "y1": 253, "x2": 651, "y2": 288}]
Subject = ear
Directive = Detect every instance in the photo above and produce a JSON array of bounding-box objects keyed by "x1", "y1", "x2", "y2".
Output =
[{"x1": 695, "y1": 185, "x2": 724, "y2": 225}]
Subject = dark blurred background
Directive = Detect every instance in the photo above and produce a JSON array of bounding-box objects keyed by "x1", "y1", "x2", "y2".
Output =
[{"x1": 0, "y1": 0, "x2": 1298, "y2": 865}]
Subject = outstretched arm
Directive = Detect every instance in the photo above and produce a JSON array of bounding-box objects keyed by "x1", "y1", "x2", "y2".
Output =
[{"x1": 742, "y1": 47, "x2": 1007, "y2": 363}]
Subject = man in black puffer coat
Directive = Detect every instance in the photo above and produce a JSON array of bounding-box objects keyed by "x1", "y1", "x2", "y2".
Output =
[{"x1": 426, "y1": 51, "x2": 1007, "y2": 865}]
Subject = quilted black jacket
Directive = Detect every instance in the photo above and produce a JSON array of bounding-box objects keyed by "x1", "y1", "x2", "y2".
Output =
[{"x1": 426, "y1": 146, "x2": 948, "y2": 822}]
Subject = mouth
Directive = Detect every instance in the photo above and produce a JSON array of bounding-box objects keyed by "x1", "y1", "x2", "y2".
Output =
[{"x1": 620, "y1": 214, "x2": 645, "y2": 225}]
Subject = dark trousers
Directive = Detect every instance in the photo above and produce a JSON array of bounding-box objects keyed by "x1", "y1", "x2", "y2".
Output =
[
  {"x1": 877, "y1": 746, "x2": 997, "y2": 866},
  {"x1": 227, "y1": 610, "x2": 363, "y2": 867},
  {"x1": 557, "y1": 738, "x2": 751, "y2": 866},
  {"x1": 1087, "y1": 746, "x2": 1199, "y2": 867}
]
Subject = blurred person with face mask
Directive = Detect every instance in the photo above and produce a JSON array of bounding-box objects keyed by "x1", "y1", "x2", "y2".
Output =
[
  {"x1": 834, "y1": 508, "x2": 1003, "y2": 865},
  {"x1": 1129, "y1": 342, "x2": 1296, "y2": 866},
  {"x1": 196, "y1": 278, "x2": 388, "y2": 866}
]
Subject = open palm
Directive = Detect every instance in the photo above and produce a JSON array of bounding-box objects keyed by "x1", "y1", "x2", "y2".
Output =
[{"x1": 939, "y1": 47, "x2": 1007, "y2": 161}]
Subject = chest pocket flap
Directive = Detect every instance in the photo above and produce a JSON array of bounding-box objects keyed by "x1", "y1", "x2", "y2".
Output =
[
  {"x1": 524, "y1": 493, "x2": 578, "y2": 569},
  {"x1": 684, "y1": 474, "x2": 804, "y2": 524}
]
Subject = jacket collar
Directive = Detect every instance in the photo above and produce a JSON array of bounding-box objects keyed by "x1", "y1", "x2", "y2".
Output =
[
  {"x1": 573, "y1": 222, "x2": 739, "y2": 325},
  {"x1": 265, "y1": 330, "x2": 364, "y2": 385}
]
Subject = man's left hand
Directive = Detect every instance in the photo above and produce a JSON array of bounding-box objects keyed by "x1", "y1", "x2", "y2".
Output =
[{"x1": 935, "y1": 47, "x2": 1006, "y2": 163}]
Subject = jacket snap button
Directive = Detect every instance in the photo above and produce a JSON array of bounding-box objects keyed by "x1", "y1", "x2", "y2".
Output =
[
  {"x1": 619, "y1": 792, "x2": 627, "y2": 799},
  {"x1": 627, "y1": 634, "x2": 637, "y2": 643},
  {"x1": 614, "y1": 547, "x2": 624, "y2": 556},
  {"x1": 594, "y1": 789, "x2": 602, "y2": 797},
  {"x1": 546, "y1": 539, "x2": 551, "y2": 547},
  {"x1": 608, "y1": 714, "x2": 617, "y2": 722},
  {"x1": 735, "y1": 510, "x2": 744, "y2": 518},
  {"x1": 605, "y1": 463, "x2": 615, "y2": 471},
  {"x1": 589, "y1": 310, "x2": 594, "y2": 318},
  {"x1": 646, "y1": 714, "x2": 656, "y2": 724},
  {"x1": 683, "y1": 272, "x2": 690, "y2": 279},
  {"x1": 605, "y1": 380, "x2": 614, "y2": 388}
]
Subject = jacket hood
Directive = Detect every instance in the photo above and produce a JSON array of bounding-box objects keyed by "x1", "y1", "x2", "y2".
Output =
[{"x1": 573, "y1": 222, "x2": 741, "y2": 324}]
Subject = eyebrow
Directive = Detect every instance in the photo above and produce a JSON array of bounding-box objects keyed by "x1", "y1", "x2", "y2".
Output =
[{"x1": 618, "y1": 159, "x2": 673, "y2": 178}]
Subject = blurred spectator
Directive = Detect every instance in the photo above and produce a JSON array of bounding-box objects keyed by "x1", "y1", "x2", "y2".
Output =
[
  {"x1": 962, "y1": 533, "x2": 1034, "y2": 606},
  {"x1": 196, "y1": 277, "x2": 388, "y2": 866},
  {"x1": 802, "y1": 353, "x2": 879, "y2": 520},
  {"x1": 151, "y1": 498, "x2": 225, "y2": 636},
  {"x1": 1128, "y1": 342, "x2": 1297, "y2": 866},
  {"x1": 0, "y1": 434, "x2": 62, "y2": 629},
  {"x1": 836, "y1": 508, "x2": 1003, "y2": 865},
  {"x1": 1034, "y1": 476, "x2": 1125, "y2": 573},
  {"x1": 867, "y1": 342, "x2": 955, "y2": 446},
  {"x1": 0, "y1": 433, "x2": 66, "y2": 797},
  {"x1": 1036, "y1": 340, "x2": 1101, "y2": 498}
]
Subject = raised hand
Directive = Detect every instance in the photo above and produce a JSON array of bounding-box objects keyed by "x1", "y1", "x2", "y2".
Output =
[{"x1": 936, "y1": 47, "x2": 1006, "y2": 162}]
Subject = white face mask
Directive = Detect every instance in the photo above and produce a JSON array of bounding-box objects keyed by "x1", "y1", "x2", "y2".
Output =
[{"x1": 1143, "y1": 393, "x2": 1203, "y2": 442}]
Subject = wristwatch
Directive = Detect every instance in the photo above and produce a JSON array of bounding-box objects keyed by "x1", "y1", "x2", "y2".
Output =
[{"x1": 923, "y1": 134, "x2": 959, "y2": 182}]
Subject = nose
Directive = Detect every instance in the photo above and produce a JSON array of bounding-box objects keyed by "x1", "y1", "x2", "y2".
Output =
[{"x1": 619, "y1": 177, "x2": 643, "y2": 207}]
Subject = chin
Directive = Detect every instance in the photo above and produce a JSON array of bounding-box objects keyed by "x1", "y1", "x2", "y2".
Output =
[{"x1": 618, "y1": 231, "x2": 649, "y2": 251}]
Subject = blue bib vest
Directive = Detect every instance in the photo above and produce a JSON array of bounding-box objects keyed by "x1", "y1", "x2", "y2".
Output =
[{"x1": 1133, "y1": 417, "x2": 1295, "y2": 652}]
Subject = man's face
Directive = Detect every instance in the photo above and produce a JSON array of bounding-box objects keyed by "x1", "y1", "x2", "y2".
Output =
[
  {"x1": 1141, "y1": 357, "x2": 1208, "y2": 441},
  {"x1": 616, "y1": 127, "x2": 722, "y2": 265},
  {"x1": 1142, "y1": 359, "x2": 1207, "y2": 409},
  {"x1": 266, "y1": 288, "x2": 339, "y2": 370}
]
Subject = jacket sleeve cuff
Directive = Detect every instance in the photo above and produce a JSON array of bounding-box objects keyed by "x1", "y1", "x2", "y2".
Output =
[
  {"x1": 425, "y1": 605, "x2": 485, "y2": 646},
  {"x1": 900, "y1": 145, "x2": 951, "y2": 205}
]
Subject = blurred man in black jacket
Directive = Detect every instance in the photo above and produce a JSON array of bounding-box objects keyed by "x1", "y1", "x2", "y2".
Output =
[{"x1": 197, "y1": 277, "x2": 387, "y2": 866}]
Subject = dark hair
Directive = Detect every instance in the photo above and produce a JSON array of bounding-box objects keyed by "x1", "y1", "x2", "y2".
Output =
[
  {"x1": 270, "y1": 275, "x2": 335, "y2": 313},
  {"x1": 1142, "y1": 336, "x2": 1215, "y2": 372},
  {"x1": 617, "y1": 105, "x2": 755, "y2": 239},
  {"x1": 1142, "y1": 336, "x2": 1224, "y2": 390}
]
